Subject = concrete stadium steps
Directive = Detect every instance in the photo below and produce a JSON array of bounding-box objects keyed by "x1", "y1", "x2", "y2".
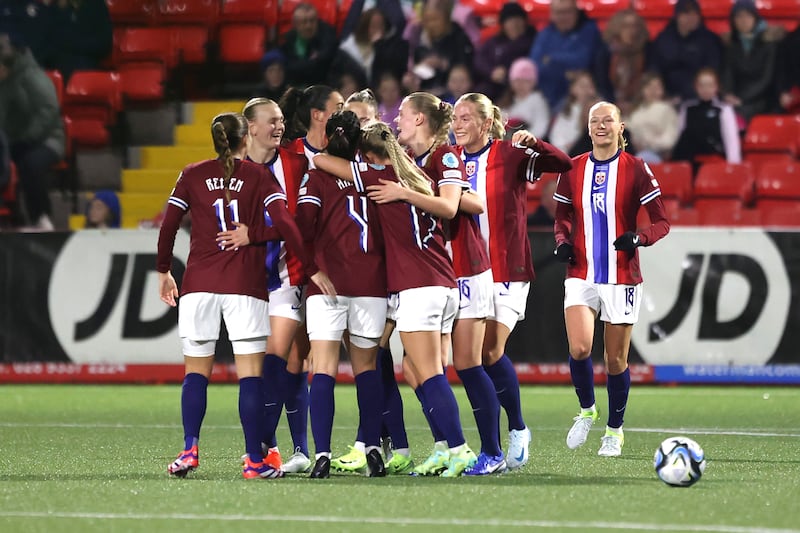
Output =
[
  {"x1": 174, "y1": 124, "x2": 212, "y2": 146},
  {"x1": 139, "y1": 146, "x2": 214, "y2": 170},
  {"x1": 117, "y1": 192, "x2": 165, "y2": 227},
  {"x1": 114, "y1": 101, "x2": 244, "y2": 230},
  {"x1": 186, "y1": 101, "x2": 247, "y2": 129},
  {"x1": 122, "y1": 169, "x2": 179, "y2": 195}
]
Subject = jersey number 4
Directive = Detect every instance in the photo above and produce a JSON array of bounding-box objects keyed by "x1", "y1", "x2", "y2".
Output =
[{"x1": 347, "y1": 195, "x2": 369, "y2": 252}]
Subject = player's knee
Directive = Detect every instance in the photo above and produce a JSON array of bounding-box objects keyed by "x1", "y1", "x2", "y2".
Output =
[{"x1": 569, "y1": 343, "x2": 592, "y2": 360}]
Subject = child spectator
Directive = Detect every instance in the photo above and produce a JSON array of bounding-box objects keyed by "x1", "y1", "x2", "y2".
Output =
[
  {"x1": 252, "y1": 49, "x2": 287, "y2": 101},
  {"x1": 625, "y1": 72, "x2": 680, "y2": 163},
  {"x1": 501, "y1": 58, "x2": 550, "y2": 140},
  {"x1": 84, "y1": 189, "x2": 120, "y2": 229},
  {"x1": 673, "y1": 67, "x2": 741, "y2": 166},
  {"x1": 548, "y1": 70, "x2": 599, "y2": 154}
]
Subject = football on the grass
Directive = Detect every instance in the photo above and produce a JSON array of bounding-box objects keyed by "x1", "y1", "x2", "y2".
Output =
[{"x1": 654, "y1": 436, "x2": 706, "y2": 487}]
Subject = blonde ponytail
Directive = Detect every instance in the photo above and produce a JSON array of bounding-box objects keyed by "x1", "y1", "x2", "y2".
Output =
[{"x1": 362, "y1": 122, "x2": 433, "y2": 196}]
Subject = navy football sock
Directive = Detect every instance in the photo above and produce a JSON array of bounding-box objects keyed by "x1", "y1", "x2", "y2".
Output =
[
  {"x1": 181, "y1": 373, "x2": 208, "y2": 450},
  {"x1": 309, "y1": 373, "x2": 335, "y2": 455},
  {"x1": 570, "y1": 356, "x2": 596, "y2": 409},
  {"x1": 457, "y1": 365, "x2": 502, "y2": 456},
  {"x1": 485, "y1": 355, "x2": 526, "y2": 431}
]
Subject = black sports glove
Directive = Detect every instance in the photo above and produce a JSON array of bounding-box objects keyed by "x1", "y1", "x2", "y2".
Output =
[
  {"x1": 554, "y1": 242, "x2": 575, "y2": 263},
  {"x1": 613, "y1": 231, "x2": 641, "y2": 252}
]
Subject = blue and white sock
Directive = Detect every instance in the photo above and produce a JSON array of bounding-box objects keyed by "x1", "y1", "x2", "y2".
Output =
[
  {"x1": 485, "y1": 355, "x2": 525, "y2": 432},
  {"x1": 309, "y1": 373, "x2": 335, "y2": 455},
  {"x1": 607, "y1": 368, "x2": 630, "y2": 429},
  {"x1": 285, "y1": 370, "x2": 309, "y2": 456},
  {"x1": 239, "y1": 376, "x2": 265, "y2": 461},
  {"x1": 181, "y1": 372, "x2": 208, "y2": 450},
  {"x1": 420, "y1": 374, "x2": 465, "y2": 449},
  {"x1": 570, "y1": 356, "x2": 596, "y2": 409},
  {"x1": 457, "y1": 365, "x2": 502, "y2": 456}
]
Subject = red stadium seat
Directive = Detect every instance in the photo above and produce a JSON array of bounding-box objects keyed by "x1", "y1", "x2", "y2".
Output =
[
  {"x1": 744, "y1": 151, "x2": 795, "y2": 176},
  {"x1": 631, "y1": 0, "x2": 675, "y2": 19},
  {"x1": 694, "y1": 161, "x2": 755, "y2": 205},
  {"x1": 172, "y1": 26, "x2": 209, "y2": 64},
  {"x1": 337, "y1": 0, "x2": 354, "y2": 33},
  {"x1": 577, "y1": 0, "x2": 631, "y2": 19},
  {"x1": 695, "y1": 200, "x2": 759, "y2": 226},
  {"x1": 758, "y1": 204, "x2": 800, "y2": 227},
  {"x1": 460, "y1": 0, "x2": 504, "y2": 21},
  {"x1": 45, "y1": 70, "x2": 64, "y2": 106},
  {"x1": 696, "y1": 0, "x2": 735, "y2": 19},
  {"x1": 220, "y1": 0, "x2": 279, "y2": 25},
  {"x1": 157, "y1": 0, "x2": 219, "y2": 25},
  {"x1": 648, "y1": 161, "x2": 693, "y2": 205},
  {"x1": 705, "y1": 17, "x2": 730, "y2": 35},
  {"x1": 118, "y1": 62, "x2": 166, "y2": 102},
  {"x1": 63, "y1": 70, "x2": 122, "y2": 125},
  {"x1": 218, "y1": 24, "x2": 266, "y2": 64},
  {"x1": 107, "y1": 0, "x2": 158, "y2": 25},
  {"x1": 755, "y1": 0, "x2": 800, "y2": 17},
  {"x1": 743, "y1": 114, "x2": 800, "y2": 155},
  {"x1": 755, "y1": 160, "x2": 800, "y2": 208},
  {"x1": 114, "y1": 27, "x2": 177, "y2": 68},
  {"x1": 669, "y1": 207, "x2": 700, "y2": 226},
  {"x1": 518, "y1": 0, "x2": 552, "y2": 27}
]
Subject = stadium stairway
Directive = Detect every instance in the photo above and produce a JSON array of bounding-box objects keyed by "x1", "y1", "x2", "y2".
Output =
[{"x1": 70, "y1": 100, "x2": 246, "y2": 229}]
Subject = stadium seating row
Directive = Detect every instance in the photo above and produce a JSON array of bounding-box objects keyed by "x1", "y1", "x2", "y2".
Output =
[{"x1": 528, "y1": 158, "x2": 800, "y2": 227}]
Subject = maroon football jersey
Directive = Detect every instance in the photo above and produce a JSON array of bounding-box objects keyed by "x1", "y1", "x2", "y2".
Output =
[
  {"x1": 296, "y1": 169, "x2": 387, "y2": 297},
  {"x1": 417, "y1": 145, "x2": 491, "y2": 278},
  {"x1": 351, "y1": 161, "x2": 455, "y2": 292},
  {"x1": 157, "y1": 159, "x2": 314, "y2": 300},
  {"x1": 458, "y1": 139, "x2": 572, "y2": 282}
]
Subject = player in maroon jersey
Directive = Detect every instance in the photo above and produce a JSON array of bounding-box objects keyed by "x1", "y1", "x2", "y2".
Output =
[
  {"x1": 236, "y1": 96, "x2": 313, "y2": 473},
  {"x1": 315, "y1": 122, "x2": 478, "y2": 477},
  {"x1": 367, "y1": 91, "x2": 505, "y2": 475},
  {"x1": 452, "y1": 92, "x2": 573, "y2": 469},
  {"x1": 292, "y1": 110, "x2": 389, "y2": 478},
  {"x1": 554, "y1": 101, "x2": 669, "y2": 457},
  {"x1": 344, "y1": 88, "x2": 380, "y2": 127},
  {"x1": 157, "y1": 113, "x2": 334, "y2": 480}
]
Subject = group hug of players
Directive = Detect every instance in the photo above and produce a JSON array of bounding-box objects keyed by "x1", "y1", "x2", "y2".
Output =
[{"x1": 156, "y1": 86, "x2": 669, "y2": 479}]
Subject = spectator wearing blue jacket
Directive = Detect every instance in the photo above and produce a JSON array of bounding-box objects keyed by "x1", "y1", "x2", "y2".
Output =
[
  {"x1": 648, "y1": 0, "x2": 723, "y2": 101},
  {"x1": 529, "y1": 0, "x2": 601, "y2": 110}
]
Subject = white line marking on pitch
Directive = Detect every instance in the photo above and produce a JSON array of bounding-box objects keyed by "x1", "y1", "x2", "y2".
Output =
[{"x1": 0, "y1": 511, "x2": 797, "y2": 533}]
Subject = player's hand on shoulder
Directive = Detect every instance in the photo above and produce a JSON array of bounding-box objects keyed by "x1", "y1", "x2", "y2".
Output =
[{"x1": 216, "y1": 221, "x2": 250, "y2": 250}]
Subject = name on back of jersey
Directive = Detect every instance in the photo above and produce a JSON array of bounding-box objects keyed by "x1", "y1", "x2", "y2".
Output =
[{"x1": 205, "y1": 177, "x2": 244, "y2": 193}]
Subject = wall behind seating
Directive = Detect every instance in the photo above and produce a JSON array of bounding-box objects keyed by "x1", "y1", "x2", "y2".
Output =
[{"x1": 1, "y1": 228, "x2": 798, "y2": 384}]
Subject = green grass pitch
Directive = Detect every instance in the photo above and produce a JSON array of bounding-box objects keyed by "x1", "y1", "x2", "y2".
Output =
[{"x1": 1, "y1": 384, "x2": 798, "y2": 532}]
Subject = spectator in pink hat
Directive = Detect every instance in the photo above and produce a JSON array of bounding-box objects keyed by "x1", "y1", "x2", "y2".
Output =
[{"x1": 501, "y1": 57, "x2": 550, "y2": 139}]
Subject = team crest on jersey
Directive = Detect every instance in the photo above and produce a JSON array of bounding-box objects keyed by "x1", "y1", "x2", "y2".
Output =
[
  {"x1": 442, "y1": 152, "x2": 459, "y2": 169},
  {"x1": 300, "y1": 173, "x2": 309, "y2": 188},
  {"x1": 369, "y1": 163, "x2": 385, "y2": 170},
  {"x1": 465, "y1": 161, "x2": 476, "y2": 177},
  {"x1": 594, "y1": 171, "x2": 606, "y2": 185}
]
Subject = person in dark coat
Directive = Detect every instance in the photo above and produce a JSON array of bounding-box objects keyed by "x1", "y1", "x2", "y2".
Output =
[
  {"x1": 648, "y1": 0, "x2": 723, "y2": 101},
  {"x1": 473, "y1": 2, "x2": 536, "y2": 101},
  {"x1": 721, "y1": 0, "x2": 784, "y2": 123},
  {"x1": 280, "y1": 2, "x2": 339, "y2": 88}
]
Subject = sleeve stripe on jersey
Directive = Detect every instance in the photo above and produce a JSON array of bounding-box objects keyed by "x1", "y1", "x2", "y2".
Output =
[
  {"x1": 264, "y1": 192, "x2": 287, "y2": 206},
  {"x1": 438, "y1": 178, "x2": 466, "y2": 188},
  {"x1": 352, "y1": 161, "x2": 365, "y2": 193},
  {"x1": 640, "y1": 188, "x2": 661, "y2": 205},
  {"x1": 441, "y1": 169, "x2": 462, "y2": 180},
  {"x1": 524, "y1": 152, "x2": 540, "y2": 182},
  {"x1": 168, "y1": 196, "x2": 188, "y2": 210},
  {"x1": 553, "y1": 192, "x2": 572, "y2": 204},
  {"x1": 297, "y1": 196, "x2": 322, "y2": 207}
]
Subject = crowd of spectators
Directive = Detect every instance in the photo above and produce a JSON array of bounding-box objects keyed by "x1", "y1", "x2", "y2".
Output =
[{"x1": 1, "y1": 0, "x2": 799, "y2": 231}]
